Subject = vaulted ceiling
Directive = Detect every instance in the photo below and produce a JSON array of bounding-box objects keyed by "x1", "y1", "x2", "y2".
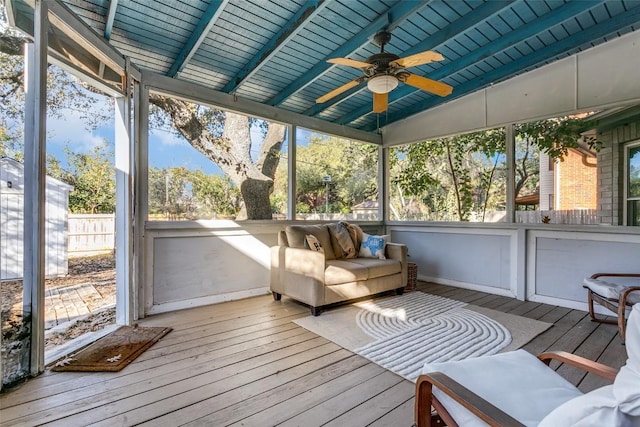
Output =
[{"x1": 9, "y1": 0, "x2": 640, "y2": 134}]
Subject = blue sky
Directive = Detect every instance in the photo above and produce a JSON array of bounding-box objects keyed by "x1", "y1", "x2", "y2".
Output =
[
  {"x1": 45, "y1": 110, "x2": 315, "y2": 176},
  {"x1": 46, "y1": 109, "x2": 223, "y2": 175}
]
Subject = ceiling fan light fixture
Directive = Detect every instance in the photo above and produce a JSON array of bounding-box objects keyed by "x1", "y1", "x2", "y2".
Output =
[{"x1": 367, "y1": 75, "x2": 398, "y2": 94}]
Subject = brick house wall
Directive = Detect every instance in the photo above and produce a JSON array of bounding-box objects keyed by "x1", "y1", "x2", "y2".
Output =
[
  {"x1": 557, "y1": 149, "x2": 597, "y2": 210},
  {"x1": 596, "y1": 120, "x2": 640, "y2": 225}
]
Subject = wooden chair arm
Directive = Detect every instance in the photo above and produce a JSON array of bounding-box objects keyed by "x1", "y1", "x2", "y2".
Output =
[
  {"x1": 621, "y1": 286, "x2": 640, "y2": 303},
  {"x1": 591, "y1": 273, "x2": 640, "y2": 279},
  {"x1": 415, "y1": 372, "x2": 525, "y2": 427},
  {"x1": 538, "y1": 351, "x2": 618, "y2": 382}
]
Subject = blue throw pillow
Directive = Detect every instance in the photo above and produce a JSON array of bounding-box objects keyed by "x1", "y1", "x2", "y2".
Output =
[{"x1": 358, "y1": 232, "x2": 388, "y2": 259}]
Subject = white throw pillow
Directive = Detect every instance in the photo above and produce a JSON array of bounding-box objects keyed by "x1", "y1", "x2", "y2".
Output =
[
  {"x1": 358, "y1": 233, "x2": 388, "y2": 259},
  {"x1": 540, "y1": 305, "x2": 640, "y2": 426},
  {"x1": 305, "y1": 234, "x2": 324, "y2": 253}
]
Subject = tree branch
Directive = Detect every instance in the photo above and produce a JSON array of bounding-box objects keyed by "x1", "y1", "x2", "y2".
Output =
[
  {"x1": 256, "y1": 123, "x2": 286, "y2": 179},
  {"x1": 0, "y1": 35, "x2": 25, "y2": 56}
]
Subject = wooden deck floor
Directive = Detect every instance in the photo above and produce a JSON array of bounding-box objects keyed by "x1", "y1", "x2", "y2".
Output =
[{"x1": 0, "y1": 282, "x2": 627, "y2": 426}]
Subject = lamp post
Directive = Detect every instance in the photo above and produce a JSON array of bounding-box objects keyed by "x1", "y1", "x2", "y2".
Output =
[{"x1": 322, "y1": 175, "x2": 331, "y2": 214}]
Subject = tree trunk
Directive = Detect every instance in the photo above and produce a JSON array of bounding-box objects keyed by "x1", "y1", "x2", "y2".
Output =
[
  {"x1": 238, "y1": 178, "x2": 273, "y2": 220},
  {"x1": 148, "y1": 95, "x2": 285, "y2": 219}
]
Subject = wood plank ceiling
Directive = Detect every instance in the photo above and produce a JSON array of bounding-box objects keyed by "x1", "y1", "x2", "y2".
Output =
[{"x1": 9, "y1": 0, "x2": 640, "y2": 134}]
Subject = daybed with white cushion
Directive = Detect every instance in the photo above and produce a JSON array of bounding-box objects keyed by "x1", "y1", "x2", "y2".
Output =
[{"x1": 270, "y1": 222, "x2": 408, "y2": 315}]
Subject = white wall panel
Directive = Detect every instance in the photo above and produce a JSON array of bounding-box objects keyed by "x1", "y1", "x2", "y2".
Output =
[
  {"x1": 382, "y1": 91, "x2": 487, "y2": 146},
  {"x1": 527, "y1": 231, "x2": 640, "y2": 307},
  {"x1": 390, "y1": 227, "x2": 515, "y2": 295},
  {"x1": 145, "y1": 221, "x2": 283, "y2": 313},
  {"x1": 152, "y1": 233, "x2": 271, "y2": 304},
  {"x1": 486, "y1": 59, "x2": 575, "y2": 126},
  {"x1": 577, "y1": 33, "x2": 640, "y2": 108}
]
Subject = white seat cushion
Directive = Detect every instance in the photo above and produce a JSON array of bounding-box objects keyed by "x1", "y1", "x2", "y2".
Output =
[
  {"x1": 422, "y1": 349, "x2": 582, "y2": 427},
  {"x1": 539, "y1": 385, "x2": 639, "y2": 426},
  {"x1": 614, "y1": 304, "x2": 640, "y2": 416},
  {"x1": 583, "y1": 278, "x2": 640, "y2": 304}
]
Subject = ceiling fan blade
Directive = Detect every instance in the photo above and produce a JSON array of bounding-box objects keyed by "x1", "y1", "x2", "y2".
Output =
[
  {"x1": 316, "y1": 79, "x2": 361, "y2": 103},
  {"x1": 404, "y1": 73, "x2": 453, "y2": 97},
  {"x1": 327, "y1": 57, "x2": 372, "y2": 69},
  {"x1": 372, "y1": 92, "x2": 388, "y2": 113},
  {"x1": 391, "y1": 51, "x2": 444, "y2": 68}
]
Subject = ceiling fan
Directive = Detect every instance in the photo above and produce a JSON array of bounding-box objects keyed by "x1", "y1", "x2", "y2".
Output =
[{"x1": 316, "y1": 31, "x2": 453, "y2": 113}]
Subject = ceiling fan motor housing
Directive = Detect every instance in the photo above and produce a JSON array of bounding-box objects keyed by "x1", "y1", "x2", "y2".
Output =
[{"x1": 365, "y1": 52, "x2": 401, "y2": 76}]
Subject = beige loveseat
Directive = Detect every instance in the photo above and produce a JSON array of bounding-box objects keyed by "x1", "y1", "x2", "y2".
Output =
[{"x1": 270, "y1": 223, "x2": 408, "y2": 315}]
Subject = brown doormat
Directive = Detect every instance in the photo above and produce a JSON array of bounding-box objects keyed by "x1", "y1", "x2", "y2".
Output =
[{"x1": 51, "y1": 325, "x2": 172, "y2": 372}]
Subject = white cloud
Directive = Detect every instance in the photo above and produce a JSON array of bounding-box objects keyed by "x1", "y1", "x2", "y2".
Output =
[
  {"x1": 47, "y1": 109, "x2": 112, "y2": 153},
  {"x1": 150, "y1": 128, "x2": 188, "y2": 147}
]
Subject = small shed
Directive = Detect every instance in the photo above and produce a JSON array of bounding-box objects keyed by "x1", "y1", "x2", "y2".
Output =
[{"x1": 0, "y1": 158, "x2": 73, "y2": 280}]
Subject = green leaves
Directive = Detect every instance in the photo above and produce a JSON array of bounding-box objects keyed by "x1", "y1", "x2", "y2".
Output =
[
  {"x1": 51, "y1": 144, "x2": 116, "y2": 214},
  {"x1": 390, "y1": 115, "x2": 596, "y2": 221}
]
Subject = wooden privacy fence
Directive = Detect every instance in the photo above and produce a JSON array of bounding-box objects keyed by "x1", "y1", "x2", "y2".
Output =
[
  {"x1": 67, "y1": 214, "x2": 115, "y2": 257},
  {"x1": 515, "y1": 209, "x2": 598, "y2": 225}
]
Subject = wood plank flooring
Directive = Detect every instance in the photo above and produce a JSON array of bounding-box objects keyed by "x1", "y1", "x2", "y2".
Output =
[{"x1": 0, "y1": 282, "x2": 627, "y2": 426}]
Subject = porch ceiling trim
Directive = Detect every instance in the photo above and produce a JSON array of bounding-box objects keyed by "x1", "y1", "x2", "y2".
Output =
[
  {"x1": 142, "y1": 70, "x2": 382, "y2": 145},
  {"x1": 382, "y1": 29, "x2": 640, "y2": 146},
  {"x1": 45, "y1": 0, "x2": 140, "y2": 80}
]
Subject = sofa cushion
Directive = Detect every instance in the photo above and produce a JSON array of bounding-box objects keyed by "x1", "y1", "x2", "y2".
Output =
[
  {"x1": 343, "y1": 222, "x2": 363, "y2": 249},
  {"x1": 359, "y1": 233, "x2": 389, "y2": 259},
  {"x1": 348, "y1": 258, "x2": 401, "y2": 279},
  {"x1": 328, "y1": 222, "x2": 357, "y2": 259},
  {"x1": 324, "y1": 260, "x2": 369, "y2": 285},
  {"x1": 583, "y1": 277, "x2": 640, "y2": 304},
  {"x1": 285, "y1": 225, "x2": 335, "y2": 260}
]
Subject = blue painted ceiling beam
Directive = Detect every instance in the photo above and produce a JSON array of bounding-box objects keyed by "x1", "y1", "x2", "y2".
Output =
[
  {"x1": 266, "y1": 0, "x2": 429, "y2": 107},
  {"x1": 221, "y1": 0, "x2": 329, "y2": 94},
  {"x1": 338, "y1": 0, "x2": 605, "y2": 126},
  {"x1": 167, "y1": 0, "x2": 228, "y2": 78},
  {"x1": 362, "y1": 3, "x2": 640, "y2": 131},
  {"x1": 104, "y1": 0, "x2": 118, "y2": 39},
  {"x1": 305, "y1": 0, "x2": 513, "y2": 117}
]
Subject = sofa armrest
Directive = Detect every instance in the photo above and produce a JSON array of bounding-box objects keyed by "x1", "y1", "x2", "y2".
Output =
[
  {"x1": 385, "y1": 243, "x2": 408, "y2": 286},
  {"x1": 271, "y1": 246, "x2": 326, "y2": 279},
  {"x1": 270, "y1": 246, "x2": 327, "y2": 308}
]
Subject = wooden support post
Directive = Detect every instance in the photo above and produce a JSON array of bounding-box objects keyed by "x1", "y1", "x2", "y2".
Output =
[
  {"x1": 136, "y1": 82, "x2": 149, "y2": 319},
  {"x1": 287, "y1": 125, "x2": 297, "y2": 220},
  {"x1": 380, "y1": 146, "x2": 388, "y2": 222},
  {"x1": 505, "y1": 123, "x2": 516, "y2": 223},
  {"x1": 115, "y1": 59, "x2": 133, "y2": 325},
  {"x1": 23, "y1": 0, "x2": 48, "y2": 376}
]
